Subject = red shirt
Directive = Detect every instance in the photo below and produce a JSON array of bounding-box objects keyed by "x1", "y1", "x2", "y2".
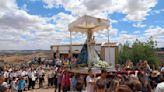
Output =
[{"x1": 62, "y1": 74, "x2": 70, "y2": 88}]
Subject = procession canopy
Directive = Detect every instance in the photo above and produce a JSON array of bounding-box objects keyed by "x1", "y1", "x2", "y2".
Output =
[
  {"x1": 68, "y1": 15, "x2": 110, "y2": 68},
  {"x1": 68, "y1": 15, "x2": 109, "y2": 32}
]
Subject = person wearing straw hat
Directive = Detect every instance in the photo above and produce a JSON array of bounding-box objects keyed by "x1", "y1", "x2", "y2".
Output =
[{"x1": 150, "y1": 70, "x2": 160, "y2": 89}]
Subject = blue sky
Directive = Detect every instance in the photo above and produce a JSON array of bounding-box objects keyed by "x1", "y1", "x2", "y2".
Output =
[
  {"x1": 17, "y1": 0, "x2": 71, "y2": 17},
  {"x1": 0, "y1": 0, "x2": 163, "y2": 50}
]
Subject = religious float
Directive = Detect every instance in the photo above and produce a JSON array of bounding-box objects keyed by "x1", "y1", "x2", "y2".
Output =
[{"x1": 67, "y1": 15, "x2": 115, "y2": 74}]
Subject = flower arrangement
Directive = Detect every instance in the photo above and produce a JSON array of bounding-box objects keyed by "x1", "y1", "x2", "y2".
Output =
[{"x1": 94, "y1": 60, "x2": 112, "y2": 69}]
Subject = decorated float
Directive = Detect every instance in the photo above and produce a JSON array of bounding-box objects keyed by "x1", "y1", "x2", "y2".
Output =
[{"x1": 67, "y1": 15, "x2": 115, "y2": 74}]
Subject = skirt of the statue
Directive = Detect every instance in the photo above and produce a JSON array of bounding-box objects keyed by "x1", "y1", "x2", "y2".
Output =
[{"x1": 87, "y1": 45, "x2": 100, "y2": 67}]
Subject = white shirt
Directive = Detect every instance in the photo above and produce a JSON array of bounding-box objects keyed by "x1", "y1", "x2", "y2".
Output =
[
  {"x1": 38, "y1": 69, "x2": 44, "y2": 78},
  {"x1": 28, "y1": 71, "x2": 36, "y2": 78},
  {"x1": 38, "y1": 70, "x2": 44, "y2": 75},
  {"x1": 161, "y1": 67, "x2": 164, "y2": 72},
  {"x1": 155, "y1": 82, "x2": 164, "y2": 92},
  {"x1": 17, "y1": 70, "x2": 22, "y2": 76},
  {"x1": 48, "y1": 70, "x2": 54, "y2": 78},
  {"x1": 56, "y1": 60, "x2": 62, "y2": 66},
  {"x1": 21, "y1": 71, "x2": 27, "y2": 77},
  {"x1": 9, "y1": 72, "x2": 14, "y2": 78},
  {"x1": 3, "y1": 71, "x2": 9, "y2": 78},
  {"x1": 10, "y1": 72, "x2": 17, "y2": 78},
  {"x1": 12, "y1": 72, "x2": 17, "y2": 78},
  {"x1": 31, "y1": 71, "x2": 36, "y2": 81},
  {"x1": 11, "y1": 81, "x2": 18, "y2": 92},
  {"x1": 86, "y1": 75, "x2": 94, "y2": 92},
  {"x1": 9, "y1": 68, "x2": 12, "y2": 72},
  {"x1": 2, "y1": 82, "x2": 10, "y2": 88}
]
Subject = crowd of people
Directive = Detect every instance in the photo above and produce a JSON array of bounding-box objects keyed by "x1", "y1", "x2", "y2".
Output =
[{"x1": 0, "y1": 59, "x2": 164, "y2": 92}]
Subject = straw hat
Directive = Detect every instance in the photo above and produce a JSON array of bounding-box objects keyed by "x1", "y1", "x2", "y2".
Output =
[{"x1": 151, "y1": 70, "x2": 160, "y2": 77}]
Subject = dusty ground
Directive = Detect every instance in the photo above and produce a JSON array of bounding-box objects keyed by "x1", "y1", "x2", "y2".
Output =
[
  {"x1": 25, "y1": 88, "x2": 55, "y2": 92},
  {"x1": 25, "y1": 77, "x2": 56, "y2": 92},
  {"x1": 0, "y1": 52, "x2": 50, "y2": 64}
]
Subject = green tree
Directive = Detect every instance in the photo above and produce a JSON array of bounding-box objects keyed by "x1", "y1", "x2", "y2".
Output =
[
  {"x1": 119, "y1": 37, "x2": 160, "y2": 67},
  {"x1": 143, "y1": 37, "x2": 159, "y2": 67},
  {"x1": 131, "y1": 39, "x2": 145, "y2": 64},
  {"x1": 119, "y1": 41, "x2": 132, "y2": 64}
]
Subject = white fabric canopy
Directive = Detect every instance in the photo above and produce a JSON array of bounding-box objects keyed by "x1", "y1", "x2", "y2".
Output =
[
  {"x1": 68, "y1": 15, "x2": 109, "y2": 32},
  {"x1": 68, "y1": 15, "x2": 110, "y2": 67}
]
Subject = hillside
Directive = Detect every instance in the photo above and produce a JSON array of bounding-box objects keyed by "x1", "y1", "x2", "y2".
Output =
[{"x1": 0, "y1": 50, "x2": 51, "y2": 64}]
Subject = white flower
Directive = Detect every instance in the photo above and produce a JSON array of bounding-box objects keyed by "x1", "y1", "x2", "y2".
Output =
[{"x1": 93, "y1": 60, "x2": 112, "y2": 68}]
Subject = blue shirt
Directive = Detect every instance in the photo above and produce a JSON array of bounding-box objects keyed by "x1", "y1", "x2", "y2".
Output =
[
  {"x1": 71, "y1": 77, "x2": 77, "y2": 88},
  {"x1": 18, "y1": 80, "x2": 26, "y2": 90}
]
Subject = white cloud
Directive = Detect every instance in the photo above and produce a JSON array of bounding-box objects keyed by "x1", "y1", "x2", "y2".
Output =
[
  {"x1": 110, "y1": 19, "x2": 118, "y2": 24},
  {"x1": 150, "y1": 9, "x2": 164, "y2": 15},
  {"x1": 109, "y1": 28, "x2": 118, "y2": 36},
  {"x1": 0, "y1": 0, "x2": 163, "y2": 50},
  {"x1": 0, "y1": 0, "x2": 74, "y2": 50},
  {"x1": 144, "y1": 27, "x2": 164, "y2": 37},
  {"x1": 83, "y1": 0, "x2": 113, "y2": 11},
  {"x1": 43, "y1": 0, "x2": 87, "y2": 17},
  {"x1": 21, "y1": 4, "x2": 28, "y2": 12},
  {"x1": 119, "y1": 26, "x2": 163, "y2": 47},
  {"x1": 122, "y1": 0, "x2": 157, "y2": 21},
  {"x1": 156, "y1": 38, "x2": 164, "y2": 47},
  {"x1": 51, "y1": 12, "x2": 76, "y2": 32},
  {"x1": 120, "y1": 31, "x2": 128, "y2": 34},
  {"x1": 42, "y1": 0, "x2": 157, "y2": 21},
  {"x1": 116, "y1": 27, "x2": 164, "y2": 47},
  {"x1": 93, "y1": 27, "x2": 118, "y2": 43},
  {"x1": 0, "y1": 0, "x2": 18, "y2": 11},
  {"x1": 144, "y1": 27, "x2": 164, "y2": 47},
  {"x1": 118, "y1": 34, "x2": 138, "y2": 44},
  {"x1": 42, "y1": 0, "x2": 59, "y2": 9},
  {"x1": 133, "y1": 22, "x2": 146, "y2": 28},
  {"x1": 115, "y1": 27, "x2": 164, "y2": 47},
  {"x1": 133, "y1": 31, "x2": 140, "y2": 34}
]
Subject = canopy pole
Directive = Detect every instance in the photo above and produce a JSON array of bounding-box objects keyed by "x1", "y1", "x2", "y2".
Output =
[
  {"x1": 108, "y1": 28, "x2": 110, "y2": 44},
  {"x1": 107, "y1": 28, "x2": 110, "y2": 64},
  {"x1": 70, "y1": 29, "x2": 72, "y2": 61}
]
